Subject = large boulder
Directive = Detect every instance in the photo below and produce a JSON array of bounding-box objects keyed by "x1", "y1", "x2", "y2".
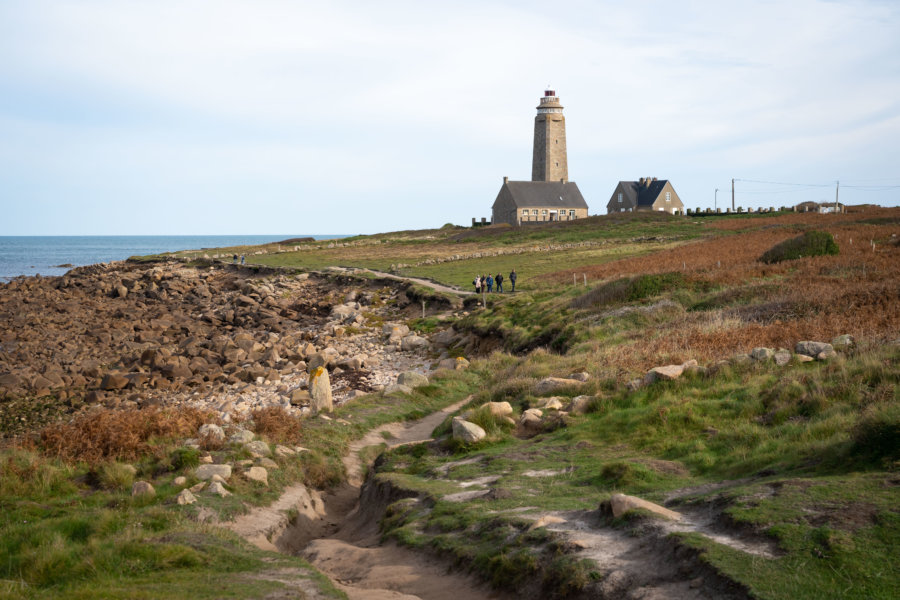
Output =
[
  {"x1": 643, "y1": 364, "x2": 684, "y2": 385},
  {"x1": 400, "y1": 334, "x2": 429, "y2": 351},
  {"x1": 397, "y1": 371, "x2": 429, "y2": 388},
  {"x1": 244, "y1": 466, "x2": 269, "y2": 486},
  {"x1": 451, "y1": 417, "x2": 486, "y2": 443},
  {"x1": 308, "y1": 366, "x2": 333, "y2": 413},
  {"x1": 198, "y1": 423, "x2": 225, "y2": 443},
  {"x1": 481, "y1": 401, "x2": 513, "y2": 417},
  {"x1": 196, "y1": 464, "x2": 232, "y2": 481},
  {"x1": 567, "y1": 395, "x2": 594, "y2": 415},
  {"x1": 795, "y1": 341, "x2": 833, "y2": 358},
  {"x1": 750, "y1": 347, "x2": 774, "y2": 361},
  {"x1": 131, "y1": 481, "x2": 155, "y2": 497}
]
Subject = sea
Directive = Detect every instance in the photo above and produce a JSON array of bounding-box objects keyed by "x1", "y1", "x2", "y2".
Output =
[{"x1": 0, "y1": 235, "x2": 350, "y2": 281}]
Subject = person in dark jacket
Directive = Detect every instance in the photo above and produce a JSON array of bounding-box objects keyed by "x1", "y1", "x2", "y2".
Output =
[
  {"x1": 496, "y1": 272, "x2": 503, "y2": 293},
  {"x1": 486, "y1": 274, "x2": 494, "y2": 293},
  {"x1": 509, "y1": 269, "x2": 517, "y2": 292}
]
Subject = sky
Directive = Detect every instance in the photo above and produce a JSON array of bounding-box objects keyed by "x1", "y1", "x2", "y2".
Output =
[{"x1": 1, "y1": 0, "x2": 899, "y2": 235}]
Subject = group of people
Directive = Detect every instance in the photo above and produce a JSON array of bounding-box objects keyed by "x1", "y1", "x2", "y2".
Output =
[
  {"x1": 232, "y1": 254, "x2": 245, "y2": 265},
  {"x1": 474, "y1": 269, "x2": 516, "y2": 294}
]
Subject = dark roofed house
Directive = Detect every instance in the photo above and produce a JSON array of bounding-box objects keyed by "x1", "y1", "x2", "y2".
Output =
[
  {"x1": 492, "y1": 177, "x2": 589, "y2": 225},
  {"x1": 607, "y1": 177, "x2": 684, "y2": 215}
]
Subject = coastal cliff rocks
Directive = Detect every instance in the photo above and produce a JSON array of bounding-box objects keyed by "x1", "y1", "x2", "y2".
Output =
[{"x1": 0, "y1": 260, "x2": 436, "y2": 434}]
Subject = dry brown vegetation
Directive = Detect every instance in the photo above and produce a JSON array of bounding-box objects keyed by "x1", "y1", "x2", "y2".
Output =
[
  {"x1": 550, "y1": 209, "x2": 900, "y2": 369},
  {"x1": 250, "y1": 405, "x2": 303, "y2": 444},
  {"x1": 38, "y1": 406, "x2": 218, "y2": 464}
]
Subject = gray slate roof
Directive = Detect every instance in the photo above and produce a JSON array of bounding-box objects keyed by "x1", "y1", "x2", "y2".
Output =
[
  {"x1": 618, "y1": 180, "x2": 670, "y2": 207},
  {"x1": 500, "y1": 181, "x2": 588, "y2": 208}
]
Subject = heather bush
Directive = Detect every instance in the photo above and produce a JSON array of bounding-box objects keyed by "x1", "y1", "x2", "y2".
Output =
[{"x1": 759, "y1": 230, "x2": 839, "y2": 264}]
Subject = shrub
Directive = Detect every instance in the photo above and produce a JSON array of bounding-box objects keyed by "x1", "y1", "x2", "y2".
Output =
[
  {"x1": 571, "y1": 272, "x2": 687, "y2": 308},
  {"x1": 170, "y1": 447, "x2": 200, "y2": 471},
  {"x1": 759, "y1": 230, "x2": 839, "y2": 264},
  {"x1": 96, "y1": 462, "x2": 135, "y2": 491},
  {"x1": 852, "y1": 403, "x2": 900, "y2": 463},
  {"x1": 251, "y1": 406, "x2": 302, "y2": 443}
]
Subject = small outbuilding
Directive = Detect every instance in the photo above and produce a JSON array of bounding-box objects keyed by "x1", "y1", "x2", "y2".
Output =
[{"x1": 607, "y1": 177, "x2": 683, "y2": 215}]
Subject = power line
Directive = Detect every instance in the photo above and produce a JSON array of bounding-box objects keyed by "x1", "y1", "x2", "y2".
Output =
[{"x1": 734, "y1": 178, "x2": 832, "y2": 188}]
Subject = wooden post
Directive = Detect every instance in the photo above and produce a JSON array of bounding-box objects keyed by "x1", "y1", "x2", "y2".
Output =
[{"x1": 583, "y1": 273, "x2": 587, "y2": 287}]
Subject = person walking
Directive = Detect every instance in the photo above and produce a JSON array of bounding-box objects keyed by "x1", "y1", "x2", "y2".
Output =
[
  {"x1": 509, "y1": 269, "x2": 517, "y2": 292},
  {"x1": 495, "y1": 272, "x2": 503, "y2": 293},
  {"x1": 474, "y1": 275, "x2": 481, "y2": 293},
  {"x1": 240, "y1": 255, "x2": 245, "y2": 265},
  {"x1": 232, "y1": 254, "x2": 238, "y2": 264},
  {"x1": 486, "y1": 274, "x2": 493, "y2": 293}
]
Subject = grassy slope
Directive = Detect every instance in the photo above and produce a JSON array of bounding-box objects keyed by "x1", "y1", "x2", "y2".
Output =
[{"x1": 7, "y1": 207, "x2": 899, "y2": 598}]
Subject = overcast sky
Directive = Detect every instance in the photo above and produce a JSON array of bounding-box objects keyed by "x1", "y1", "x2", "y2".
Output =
[{"x1": 1, "y1": 0, "x2": 899, "y2": 235}]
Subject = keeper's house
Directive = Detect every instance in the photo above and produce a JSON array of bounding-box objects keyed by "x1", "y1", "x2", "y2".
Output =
[{"x1": 607, "y1": 177, "x2": 684, "y2": 215}]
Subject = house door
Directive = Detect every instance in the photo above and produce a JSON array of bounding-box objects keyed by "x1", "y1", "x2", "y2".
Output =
[{"x1": 549, "y1": 210, "x2": 558, "y2": 222}]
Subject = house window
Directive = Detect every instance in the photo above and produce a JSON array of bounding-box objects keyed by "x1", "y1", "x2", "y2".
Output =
[
  {"x1": 569, "y1": 210, "x2": 575, "y2": 216},
  {"x1": 522, "y1": 209, "x2": 528, "y2": 215},
  {"x1": 665, "y1": 192, "x2": 671, "y2": 202},
  {"x1": 532, "y1": 209, "x2": 538, "y2": 215},
  {"x1": 542, "y1": 210, "x2": 548, "y2": 215},
  {"x1": 658, "y1": 207, "x2": 665, "y2": 211},
  {"x1": 620, "y1": 208, "x2": 625, "y2": 212},
  {"x1": 617, "y1": 193, "x2": 623, "y2": 203}
]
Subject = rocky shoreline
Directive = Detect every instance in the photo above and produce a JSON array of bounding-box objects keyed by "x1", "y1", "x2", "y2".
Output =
[{"x1": 0, "y1": 259, "x2": 452, "y2": 436}]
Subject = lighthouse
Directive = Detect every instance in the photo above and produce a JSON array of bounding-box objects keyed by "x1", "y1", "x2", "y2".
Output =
[{"x1": 532, "y1": 89, "x2": 568, "y2": 183}]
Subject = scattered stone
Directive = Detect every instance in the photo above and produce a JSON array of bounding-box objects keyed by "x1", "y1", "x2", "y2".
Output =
[
  {"x1": 568, "y1": 371, "x2": 591, "y2": 382},
  {"x1": 274, "y1": 445, "x2": 296, "y2": 457},
  {"x1": 190, "y1": 481, "x2": 206, "y2": 493},
  {"x1": 831, "y1": 334, "x2": 854, "y2": 349},
  {"x1": 195, "y1": 464, "x2": 232, "y2": 481},
  {"x1": 176, "y1": 489, "x2": 197, "y2": 505},
  {"x1": 397, "y1": 371, "x2": 429, "y2": 388},
  {"x1": 452, "y1": 417, "x2": 486, "y2": 443},
  {"x1": 567, "y1": 395, "x2": 594, "y2": 415},
  {"x1": 229, "y1": 429, "x2": 255, "y2": 444},
  {"x1": 257, "y1": 457, "x2": 279, "y2": 469},
  {"x1": 100, "y1": 373, "x2": 129, "y2": 391},
  {"x1": 774, "y1": 349, "x2": 792, "y2": 366},
  {"x1": 536, "y1": 397, "x2": 564, "y2": 410},
  {"x1": 795, "y1": 341, "x2": 833, "y2": 357},
  {"x1": 519, "y1": 408, "x2": 543, "y2": 431},
  {"x1": 534, "y1": 377, "x2": 582, "y2": 395},
  {"x1": 528, "y1": 515, "x2": 566, "y2": 530},
  {"x1": 750, "y1": 347, "x2": 774, "y2": 361},
  {"x1": 481, "y1": 401, "x2": 513, "y2": 417},
  {"x1": 608, "y1": 493, "x2": 681, "y2": 521},
  {"x1": 817, "y1": 347, "x2": 838, "y2": 361},
  {"x1": 173, "y1": 476, "x2": 187, "y2": 487},
  {"x1": 198, "y1": 423, "x2": 225, "y2": 442},
  {"x1": 400, "y1": 334, "x2": 429, "y2": 351},
  {"x1": 131, "y1": 481, "x2": 155, "y2": 497},
  {"x1": 796, "y1": 354, "x2": 815, "y2": 363},
  {"x1": 199, "y1": 454, "x2": 213, "y2": 464},
  {"x1": 208, "y1": 481, "x2": 231, "y2": 497},
  {"x1": 245, "y1": 440, "x2": 272, "y2": 458},
  {"x1": 244, "y1": 466, "x2": 269, "y2": 486},
  {"x1": 383, "y1": 383, "x2": 412, "y2": 396},
  {"x1": 643, "y1": 364, "x2": 684, "y2": 385}
]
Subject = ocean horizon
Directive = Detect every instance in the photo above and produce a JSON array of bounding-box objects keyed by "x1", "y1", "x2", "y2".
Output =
[{"x1": 0, "y1": 235, "x2": 351, "y2": 281}]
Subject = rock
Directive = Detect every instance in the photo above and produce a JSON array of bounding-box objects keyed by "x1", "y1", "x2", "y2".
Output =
[
  {"x1": 731, "y1": 353, "x2": 752, "y2": 364},
  {"x1": 397, "y1": 371, "x2": 429, "y2": 388},
  {"x1": 0, "y1": 373, "x2": 21, "y2": 389},
  {"x1": 400, "y1": 334, "x2": 429, "y2": 351},
  {"x1": 608, "y1": 493, "x2": 681, "y2": 521},
  {"x1": 173, "y1": 476, "x2": 187, "y2": 486},
  {"x1": 190, "y1": 482, "x2": 206, "y2": 493},
  {"x1": 131, "y1": 481, "x2": 155, "y2": 497},
  {"x1": 796, "y1": 341, "x2": 833, "y2": 358},
  {"x1": 567, "y1": 395, "x2": 594, "y2": 415},
  {"x1": 534, "y1": 377, "x2": 582, "y2": 395},
  {"x1": 643, "y1": 364, "x2": 684, "y2": 385},
  {"x1": 774, "y1": 349, "x2": 792, "y2": 366},
  {"x1": 208, "y1": 481, "x2": 231, "y2": 497},
  {"x1": 198, "y1": 423, "x2": 225, "y2": 443},
  {"x1": 308, "y1": 366, "x2": 333, "y2": 413},
  {"x1": 290, "y1": 388, "x2": 311, "y2": 405},
  {"x1": 432, "y1": 328, "x2": 458, "y2": 347},
  {"x1": 625, "y1": 378, "x2": 644, "y2": 391},
  {"x1": 229, "y1": 429, "x2": 255, "y2": 444},
  {"x1": 195, "y1": 464, "x2": 232, "y2": 481},
  {"x1": 116, "y1": 285, "x2": 128, "y2": 299},
  {"x1": 383, "y1": 323, "x2": 410, "y2": 338},
  {"x1": 451, "y1": 417, "x2": 486, "y2": 443},
  {"x1": 244, "y1": 466, "x2": 268, "y2": 486},
  {"x1": 528, "y1": 515, "x2": 566, "y2": 530},
  {"x1": 257, "y1": 457, "x2": 279, "y2": 469},
  {"x1": 817, "y1": 348, "x2": 837, "y2": 361},
  {"x1": 796, "y1": 354, "x2": 815, "y2": 363},
  {"x1": 481, "y1": 401, "x2": 513, "y2": 417},
  {"x1": 436, "y1": 356, "x2": 469, "y2": 370},
  {"x1": 175, "y1": 489, "x2": 197, "y2": 505},
  {"x1": 750, "y1": 347, "x2": 774, "y2": 361},
  {"x1": 245, "y1": 440, "x2": 272, "y2": 458},
  {"x1": 567, "y1": 371, "x2": 590, "y2": 382},
  {"x1": 536, "y1": 397, "x2": 564, "y2": 410},
  {"x1": 274, "y1": 445, "x2": 296, "y2": 457},
  {"x1": 100, "y1": 373, "x2": 129, "y2": 391},
  {"x1": 519, "y1": 408, "x2": 543, "y2": 431},
  {"x1": 199, "y1": 454, "x2": 213, "y2": 464},
  {"x1": 831, "y1": 334, "x2": 854, "y2": 349},
  {"x1": 384, "y1": 383, "x2": 412, "y2": 395}
]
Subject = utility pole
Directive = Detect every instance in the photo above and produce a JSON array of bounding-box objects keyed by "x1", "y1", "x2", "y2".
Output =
[
  {"x1": 731, "y1": 178, "x2": 735, "y2": 212},
  {"x1": 835, "y1": 180, "x2": 840, "y2": 209},
  {"x1": 715, "y1": 188, "x2": 718, "y2": 211}
]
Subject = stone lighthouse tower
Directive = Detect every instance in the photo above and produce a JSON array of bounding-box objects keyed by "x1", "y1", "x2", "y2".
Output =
[{"x1": 531, "y1": 89, "x2": 568, "y2": 182}]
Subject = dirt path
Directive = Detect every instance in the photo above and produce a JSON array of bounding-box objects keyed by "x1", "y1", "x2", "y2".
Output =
[
  {"x1": 354, "y1": 268, "x2": 473, "y2": 296},
  {"x1": 295, "y1": 396, "x2": 514, "y2": 600}
]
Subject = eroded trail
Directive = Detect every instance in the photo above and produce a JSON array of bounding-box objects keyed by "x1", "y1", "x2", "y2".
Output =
[{"x1": 292, "y1": 397, "x2": 512, "y2": 600}]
